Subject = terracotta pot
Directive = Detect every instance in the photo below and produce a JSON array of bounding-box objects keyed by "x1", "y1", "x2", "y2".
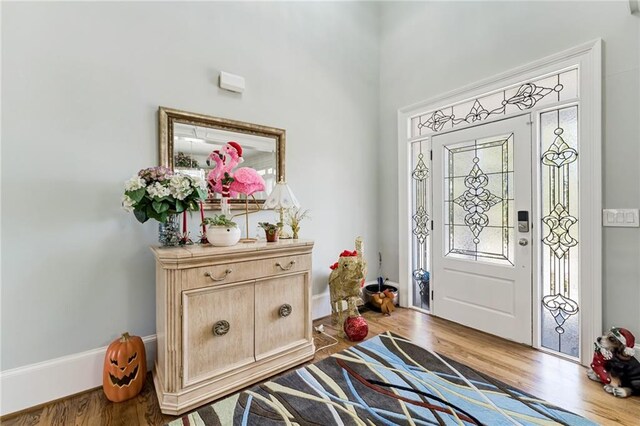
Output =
[{"x1": 265, "y1": 230, "x2": 279, "y2": 242}]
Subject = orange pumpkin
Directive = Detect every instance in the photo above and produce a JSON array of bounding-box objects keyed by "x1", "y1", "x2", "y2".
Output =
[{"x1": 102, "y1": 332, "x2": 146, "y2": 402}]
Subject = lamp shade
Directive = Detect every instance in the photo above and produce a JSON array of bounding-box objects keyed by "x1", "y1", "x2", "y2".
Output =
[{"x1": 263, "y1": 182, "x2": 300, "y2": 210}]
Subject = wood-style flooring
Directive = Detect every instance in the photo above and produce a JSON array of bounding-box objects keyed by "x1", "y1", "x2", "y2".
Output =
[{"x1": 2, "y1": 308, "x2": 639, "y2": 425}]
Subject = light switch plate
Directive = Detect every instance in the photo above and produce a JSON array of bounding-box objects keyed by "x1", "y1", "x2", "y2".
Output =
[{"x1": 602, "y1": 209, "x2": 639, "y2": 227}]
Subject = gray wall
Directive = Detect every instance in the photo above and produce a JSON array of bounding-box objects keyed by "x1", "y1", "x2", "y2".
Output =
[
  {"x1": 1, "y1": 2, "x2": 380, "y2": 370},
  {"x1": 3, "y1": 0, "x2": 638, "y2": 372},
  {"x1": 378, "y1": 1, "x2": 640, "y2": 337}
]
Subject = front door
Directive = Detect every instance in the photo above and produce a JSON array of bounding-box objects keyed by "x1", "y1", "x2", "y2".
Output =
[{"x1": 431, "y1": 114, "x2": 532, "y2": 344}]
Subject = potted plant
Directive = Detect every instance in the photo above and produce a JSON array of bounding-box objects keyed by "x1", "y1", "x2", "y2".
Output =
[
  {"x1": 285, "y1": 208, "x2": 310, "y2": 239},
  {"x1": 259, "y1": 222, "x2": 283, "y2": 243},
  {"x1": 203, "y1": 215, "x2": 241, "y2": 247}
]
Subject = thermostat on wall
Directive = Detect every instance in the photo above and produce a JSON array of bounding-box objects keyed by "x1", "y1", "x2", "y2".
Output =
[{"x1": 219, "y1": 71, "x2": 245, "y2": 93}]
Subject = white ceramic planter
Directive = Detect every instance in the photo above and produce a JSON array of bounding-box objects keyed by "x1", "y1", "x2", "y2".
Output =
[{"x1": 206, "y1": 225, "x2": 241, "y2": 247}]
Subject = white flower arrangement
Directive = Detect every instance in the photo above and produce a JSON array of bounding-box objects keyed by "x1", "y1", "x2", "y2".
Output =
[{"x1": 122, "y1": 166, "x2": 208, "y2": 223}]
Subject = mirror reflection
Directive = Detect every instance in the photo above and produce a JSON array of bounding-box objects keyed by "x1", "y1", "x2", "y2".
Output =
[
  {"x1": 173, "y1": 123, "x2": 277, "y2": 200},
  {"x1": 158, "y1": 107, "x2": 285, "y2": 209}
]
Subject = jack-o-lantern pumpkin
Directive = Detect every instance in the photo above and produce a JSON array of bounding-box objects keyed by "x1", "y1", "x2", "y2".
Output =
[{"x1": 102, "y1": 332, "x2": 146, "y2": 402}]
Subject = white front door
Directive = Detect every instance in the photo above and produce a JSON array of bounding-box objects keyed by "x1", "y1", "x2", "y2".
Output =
[{"x1": 432, "y1": 114, "x2": 532, "y2": 344}]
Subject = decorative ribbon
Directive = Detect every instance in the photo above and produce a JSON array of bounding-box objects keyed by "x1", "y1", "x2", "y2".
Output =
[{"x1": 372, "y1": 289, "x2": 396, "y2": 315}]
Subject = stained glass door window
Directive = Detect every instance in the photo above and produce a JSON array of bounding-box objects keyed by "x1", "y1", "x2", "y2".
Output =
[
  {"x1": 443, "y1": 134, "x2": 515, "y2": 266},
  {"x1": 540, "y1": 105, "x2": 579, "y2": 357},
  {"x1": 411, "y1": 141, "x2": 431, "y2": 310}
]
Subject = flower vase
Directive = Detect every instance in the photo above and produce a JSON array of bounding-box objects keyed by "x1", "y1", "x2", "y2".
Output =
[
  {"x1": 158, "y1": 214, "x2": 181, "y2": 247},
  {"x1": 291, "y1": 225, "x2": 300, "y2": 240}
]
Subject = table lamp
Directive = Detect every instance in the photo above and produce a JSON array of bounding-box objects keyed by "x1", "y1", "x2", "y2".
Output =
[{"x1": 263, "y1": 180, "x2": 300, "y2": 237}]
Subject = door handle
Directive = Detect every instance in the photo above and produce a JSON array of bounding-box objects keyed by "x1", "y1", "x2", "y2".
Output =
[{"x1": 518, "y1": 238, "x2": 528, "y2": 246}]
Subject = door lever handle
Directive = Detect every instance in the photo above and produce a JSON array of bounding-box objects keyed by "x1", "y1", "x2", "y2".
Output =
[{"x1": 518, "y1": 238, "x2": 528, "y2": 246}]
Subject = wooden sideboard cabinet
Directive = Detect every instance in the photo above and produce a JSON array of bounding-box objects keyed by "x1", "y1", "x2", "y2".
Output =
[{"x1": 151, "y1": 240, "x2": 315, "y2": 415}]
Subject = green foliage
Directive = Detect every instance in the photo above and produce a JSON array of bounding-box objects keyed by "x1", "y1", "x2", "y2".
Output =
[
  {"x1": 174, "y1": 152, "x2": 199, "y2": 168},
  {"x1": 286, "y1": 208, "x2": 311, "y2": 227},
  {"x1": 123, "y1": 171, "x2": 207, "y2": 224},
  {"x1": 203, "y1": 215, "x2": 238, "y2": 228},
  {"x1": 258, "y1": 222, "x2": 283, "y2": 234},
  {"x1": 221, "y1": 172, "x2": 235, "y2": 186}
]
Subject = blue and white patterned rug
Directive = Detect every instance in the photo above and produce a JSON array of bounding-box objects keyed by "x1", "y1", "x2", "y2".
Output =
[{"x1": 169, "y1": 331, "x2": 596, "y2": 425}]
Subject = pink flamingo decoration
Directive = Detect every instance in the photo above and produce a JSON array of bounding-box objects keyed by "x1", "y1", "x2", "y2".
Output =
[
  {"x1": 222, "y1": 141, "x2": 243, "y2": 169},
  {"x1": 206, "y1": 150, "x2": 238, "y2": 198},
  {"x1": 225, "y1": 141, "x2": 265, "y2": 242},
  {"x1": 206, "y1": 150, "x2": 224, "y2": 195},
  {"x1": 224, "y1": 142, "x2": 266, "y2": 196}
]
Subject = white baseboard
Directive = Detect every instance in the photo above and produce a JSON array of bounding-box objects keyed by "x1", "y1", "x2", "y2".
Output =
[
  {"x1": 312, "y1": 292, "x2": 331, "y2": 320},
  {"x1": 0, "y1": 335, "x2": 157, "y2": 416},
  {"x1": 0, "y1": 289, "x2": 354, "y2": 416},
  {"x1": 312, "y1": 280, "x2": 398, "y2": 320},
  {"x1": 0, "y1": 284, "x2": 400, "y2": 416}
]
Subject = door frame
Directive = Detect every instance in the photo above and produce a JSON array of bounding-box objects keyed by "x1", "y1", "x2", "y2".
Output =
[{"x1": 397, "y1": 40, "x2": 602, "y2": 366}]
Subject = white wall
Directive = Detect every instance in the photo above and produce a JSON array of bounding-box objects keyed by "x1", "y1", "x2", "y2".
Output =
[
  {"x1": 1, "y1": 1, "x2": 380, "y2": 370},
  {"x1": 378, "y1": 1, "x2": 640, "y2": 337},
  {"x1": 2, "y1": 0, "x2": 639, "y2": 399}
]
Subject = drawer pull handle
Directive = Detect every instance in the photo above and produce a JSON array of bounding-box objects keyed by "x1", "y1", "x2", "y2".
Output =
[
  {"x1": 213, "y1": 320, "x2": 230, "y2": 336},
  {"x1": 204, "y1": 269, "x2": 232, "y2": 281},
  {"x1": 276, "y1": 260, "x2": 296, "y2": 271},
  {"x1": 279, "y1": 304, "x2": 292, "y2": 318}
]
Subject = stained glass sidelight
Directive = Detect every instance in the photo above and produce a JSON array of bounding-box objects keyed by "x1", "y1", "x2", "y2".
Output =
[
  {"x1": 540, "y1": 106, "x2": 579, "y2": 358},
  {"x1": 444, "y1": 135, "x2": 514, "y2": 265},
  {"x1": 411, "y1": 141, "x2": 431, "y2": 310}
]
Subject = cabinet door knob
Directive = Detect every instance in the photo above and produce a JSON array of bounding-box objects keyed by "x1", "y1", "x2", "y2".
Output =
[
  {"x1": 212, "y1": 320, "x2": 230, "y2": 336},
  {"x1": 279, "y1": 304, "x2": 292, "y2": 318},
  {"x1": 205, "y1": 269, "x2": 232, "y2": 281},
  {"x1": 275, "y1": 260, "x2": 296, "y2": 271}
]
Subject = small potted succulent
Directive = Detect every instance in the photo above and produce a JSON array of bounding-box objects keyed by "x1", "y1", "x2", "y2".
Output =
[
  {"x1": 259, "y1": 222, "x2": 283, "y2": 243},
  {"x1": 203, "y1": 215, "x2": 241, "y2": 247}
]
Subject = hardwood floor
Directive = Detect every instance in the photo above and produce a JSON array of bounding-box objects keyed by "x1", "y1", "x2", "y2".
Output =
[{"x1": 2, "y1": 308, "x2": 639, "y2": 425}]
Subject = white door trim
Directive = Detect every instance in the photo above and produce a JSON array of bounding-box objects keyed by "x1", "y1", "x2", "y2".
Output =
[{"x1": 398, "y1": 39, "x2": 602, "y2": 366}]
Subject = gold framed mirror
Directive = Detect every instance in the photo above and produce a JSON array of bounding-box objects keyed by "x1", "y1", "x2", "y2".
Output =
[{"x1": 158, "y1": 107, "x2": 285, "y2": 210}]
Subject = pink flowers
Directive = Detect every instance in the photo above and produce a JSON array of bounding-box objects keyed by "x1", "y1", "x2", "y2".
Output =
[{"x1": 138, "y1": 166, "x2": 173, "y2": 184}]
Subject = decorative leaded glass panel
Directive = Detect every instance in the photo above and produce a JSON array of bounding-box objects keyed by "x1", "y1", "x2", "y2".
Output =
[
  {"x1": 444, "y1": 135, "x2": 514, "y2": 265},
  {"x1": 540, "y1": 106, "x2": 579, "y2": 358},
  {"x1": 410, "y1": 68, "x2": 578, "y2": 137},
  {"x1": 411, "y1": 141, "x2": 431, "y2": 310}
]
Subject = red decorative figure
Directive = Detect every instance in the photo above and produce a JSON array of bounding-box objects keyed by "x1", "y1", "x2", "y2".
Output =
[
  {"x1": 344, "y1": 315, "x2": 368, "y2": 342},
  {"x1": 590, "y1": 345, "x2": 611, "y2": 384}
]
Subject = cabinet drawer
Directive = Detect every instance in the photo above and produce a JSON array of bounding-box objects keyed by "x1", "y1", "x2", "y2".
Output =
[
  {"x1": 256, "y1": 254, "x2": 311, "y2": 278},
  {"x1": 182, "y1": 283, "x2": 254, "y2": 387},
  {"x1": 255, "y1": 273, "x2": 309, "y2": 358},
  {"x1": 182, "y1": 254, "x2": 311, "y2": 290},
  {"x1": 182, "y1": 261, "x2": 255, "y2": 290}
]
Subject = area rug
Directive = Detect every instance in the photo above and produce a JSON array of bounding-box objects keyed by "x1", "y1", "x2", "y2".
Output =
[{"x1": 168, "y1": 331, "x2": 596, "y2": 425}]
